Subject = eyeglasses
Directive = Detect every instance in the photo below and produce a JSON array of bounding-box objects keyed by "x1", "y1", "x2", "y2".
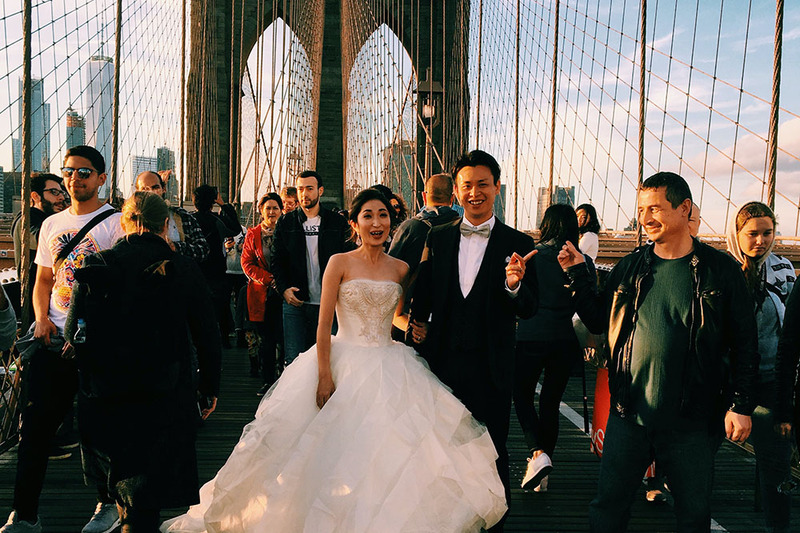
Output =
[
  {"x1": 42, "y1": 188, "x2": 66, "y2": 197},
  {"x1": 61, "y1": 167, "x2": 96, "y2": 179}
]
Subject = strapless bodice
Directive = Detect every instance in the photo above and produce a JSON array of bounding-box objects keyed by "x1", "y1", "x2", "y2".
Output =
[{"x1": 335, "y1": 279, "x2": 401, "y2": 347}]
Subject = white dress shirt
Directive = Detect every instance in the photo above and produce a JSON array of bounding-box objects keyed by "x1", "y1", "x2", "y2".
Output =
[
  {"x1": 458, "y1": 216, "x2": 496, "y2": 297},
  {"x1": 458, "y1": 215, "x2": 521, "y2": 299}
]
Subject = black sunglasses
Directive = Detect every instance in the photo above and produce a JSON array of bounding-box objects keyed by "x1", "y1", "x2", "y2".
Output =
[{"x1": 61, "y1": 167, "x2": 96, "y2": 179}]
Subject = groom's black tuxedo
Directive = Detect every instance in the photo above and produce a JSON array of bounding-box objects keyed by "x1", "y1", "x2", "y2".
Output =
[
  {"x1": 408, "y1": 217, "x2": 537, "y2": 528},
  {"x1": 409, "y1": 218, "x2": 537, "y2": 390}
]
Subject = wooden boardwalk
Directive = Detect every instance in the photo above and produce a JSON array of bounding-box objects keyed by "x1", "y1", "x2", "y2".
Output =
[{"x1": 0, "y1": 346, "x2": 798, "y2": 532}]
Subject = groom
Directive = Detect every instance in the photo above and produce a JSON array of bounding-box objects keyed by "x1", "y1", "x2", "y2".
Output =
[{"x1": 408, "y1": 150, "x2": 538, "y2": 530}]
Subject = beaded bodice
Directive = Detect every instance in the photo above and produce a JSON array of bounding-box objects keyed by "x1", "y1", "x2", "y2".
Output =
[{"x1": 335, "y1": 279, "x2": 401, "y2": 347}]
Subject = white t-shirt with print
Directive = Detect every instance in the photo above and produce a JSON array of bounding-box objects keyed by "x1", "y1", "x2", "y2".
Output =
[
  {"x1": 303, "y1": 215, "x2": 322, "y2": 305},
  {"x1": 34, "y1": 204, "x2": 125, "y2": 330}
]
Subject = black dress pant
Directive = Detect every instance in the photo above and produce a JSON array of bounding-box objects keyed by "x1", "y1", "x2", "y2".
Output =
[{"x1": 435, "y1": 348, "x2": 512, "y2": 532}]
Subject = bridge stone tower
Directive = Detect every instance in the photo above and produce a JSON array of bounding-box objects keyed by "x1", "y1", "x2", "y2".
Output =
[{"x1": 186, "y1": 0, "x2": 469, "y2": 208}]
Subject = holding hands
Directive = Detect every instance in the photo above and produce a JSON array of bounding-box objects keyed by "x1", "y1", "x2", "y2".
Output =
[
  {"x1": 409, "y1": 319, "x2": 428, "y2": 344},
  {"x1": 505, "y1": 249, "x2": 537, "y2": 290}
]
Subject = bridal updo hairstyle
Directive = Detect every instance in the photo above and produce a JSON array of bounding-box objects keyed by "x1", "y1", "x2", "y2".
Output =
[
  {"x1": 347, "y1": 188, "x2": 395, "y2": 243},
  {"x1": 121, "y1": 191, "x2": 170, "y2": 235}
]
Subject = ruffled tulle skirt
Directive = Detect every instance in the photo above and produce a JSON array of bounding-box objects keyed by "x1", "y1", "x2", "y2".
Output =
[{"x1": 161, "y1": 337, "x2": 507, "y2": 533}]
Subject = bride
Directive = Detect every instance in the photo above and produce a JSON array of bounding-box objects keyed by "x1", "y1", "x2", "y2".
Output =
[{"x1": 161, "y1": 188, "x2": 507, "y2": 533}]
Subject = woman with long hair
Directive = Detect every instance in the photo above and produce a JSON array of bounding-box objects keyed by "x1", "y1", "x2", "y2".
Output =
[
  {"x1": 516, "y1": 204, "x2": 595, "y2": 493},
  {"x1": 162, "y1": 188, "x2": 506, "y2": 533},
  {"x1": 66, "y1": 192, "x2": 221, "y2": 532},
  {"x1": 241, "y1": 192, "x2": 284, "y2": 395},
  {"x1": 726, "y1": 201, "x2": 795, "y2": 533},
  {"x1": 575, "y1": 203, "x2": 600, "y2": 260}
]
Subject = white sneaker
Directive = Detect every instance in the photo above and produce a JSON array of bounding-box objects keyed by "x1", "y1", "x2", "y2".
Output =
[
  {"x1": 533, "y1": 474, "x2": 549, "y2": 493},
  {"x1": 521, "y1": 452, "x2": 553, "y2": 490},
  {"x1": 0, "y1": 511, "x2": 42, "y2": 533},
  {"x1": 81, "y1": 503, "x2": 119, "y2": 533}
]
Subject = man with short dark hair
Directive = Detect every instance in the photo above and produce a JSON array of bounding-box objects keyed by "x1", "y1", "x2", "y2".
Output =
[
  {"x1": 12, "y1": 173, "x2": 67, "y2": 325},
  {"x1": 135, "y1": 171, "x2": 209, "y2": 262},
  {"x1": 558, "y1": 171, "x2": 759, "y2": 532},
  {"x1": 408, "y1": 150, "x2": 538, "y2": 532},
  {"x1": 2, "y1": 146, "x2": 126, "y2": 533},
  {"x1": 271, "y1": 170, "x2": 353, "y2": 365},
  {"x1": 192, "y1": 184, "x2": 241, "y2": 345}
]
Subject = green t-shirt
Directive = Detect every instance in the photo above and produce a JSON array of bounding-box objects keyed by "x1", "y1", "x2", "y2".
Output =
[{"x1": 630, "y1": 253, "x2": 693, "y2": 427}]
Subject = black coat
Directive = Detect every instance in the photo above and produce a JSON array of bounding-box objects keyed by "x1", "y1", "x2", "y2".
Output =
[
  {"x1": 409, "y1": 219, "x2": 538, "y2": 392},
  {"x1": 566, "y1": 239, "x2": 759, "y2": 421},
  {"x1": 66, "y1": 232, "x2": 222, "y2": 509},
  {"x1": 271, "y1": 206, "x2": 354, "y2": 302}
]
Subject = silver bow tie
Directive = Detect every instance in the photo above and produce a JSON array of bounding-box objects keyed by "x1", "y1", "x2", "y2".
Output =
[{"x1": 460, "y1": 223, "x2": 491, "y2": 238}]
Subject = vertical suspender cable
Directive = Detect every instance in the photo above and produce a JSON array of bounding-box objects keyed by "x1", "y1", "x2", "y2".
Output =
[
  {"x1": 767, "y1": 0, "x2": 782, "y2": 210},
  {"x1": 111, "y1": 0, "x2": 122, "y2": 203},
  {"x1": 228, "y1": 2, "x2": 238, "y2": 202},
  {"x1": 20, "y1": 0, "x2": 32, "y2": 323},
  {"x1": 636, "y1": 0, "x2": 647, "y2": 245},
  {"x1": 514, "y1": 0, "x2": 520, "y2": 228},
  {"x1": 180, "y1": 0, "x2": 186, "y2": 204},
  {"x1": 476, "y1": 0, "x2": 483, "y2": 147},
  {"x1": 235, "y1": 0, "x2": 246, "y2": 204},
  {"x1": 547, "y1": 0, "x2": 560, "y2": 211}
]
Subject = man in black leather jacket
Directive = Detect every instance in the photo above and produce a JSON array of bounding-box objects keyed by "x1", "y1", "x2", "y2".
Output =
[
  {"x1": 558, "y1": 172, "x2": 759, "y2": 533},
  {"x1": 271, "y1": 171, "x2": 354, "y2": 365}
]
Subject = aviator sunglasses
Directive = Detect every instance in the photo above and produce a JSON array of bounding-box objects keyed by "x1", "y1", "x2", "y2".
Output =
[{"x1": 61, "y1": 167, "x2": 96, "y2": 179}]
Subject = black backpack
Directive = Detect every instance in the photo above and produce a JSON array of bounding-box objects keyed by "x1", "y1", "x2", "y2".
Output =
[{"x1": 69, "y1": 253, "x2": 184, "y2": 400}]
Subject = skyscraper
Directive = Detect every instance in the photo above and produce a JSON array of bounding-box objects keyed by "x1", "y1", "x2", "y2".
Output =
[
  {"x1": 84, "y1": 56, "x2": 114, "y2": 171},
  {"x1": 157, "y1": 146, "x2": 178, "y2": 203},
  {"x1": 157, "y1": 146, "x2": 175, "y2": 171},
  {"x1": 13, "y1": 78, "x2": 50, "y2": 172},
  {"x1": 11, "y1": 138, "x2": 20, "y2": 172},
  {"x1": 132, "y1": 155, "x2": 158, "y2": 178},
  {"x1": 66, "y1": 107, "x2": 86, "y2": 149},
  {"x1": 536, "y1": 186, "x2": 575, "y2": 229}
]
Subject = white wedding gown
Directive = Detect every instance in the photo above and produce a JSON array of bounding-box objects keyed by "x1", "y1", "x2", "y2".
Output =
[{"x1": 161, "y1": 279, "x2": 507, "y2": 533}]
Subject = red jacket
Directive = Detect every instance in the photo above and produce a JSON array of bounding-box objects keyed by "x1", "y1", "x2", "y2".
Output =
[{"x1": 241, "y1": 225, "x2": 275, "y2": 322}]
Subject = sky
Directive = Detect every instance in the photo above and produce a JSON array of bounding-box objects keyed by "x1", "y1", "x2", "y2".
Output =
[{"x1": 1, "y1": 0, "x2": 798, "y2": 235}]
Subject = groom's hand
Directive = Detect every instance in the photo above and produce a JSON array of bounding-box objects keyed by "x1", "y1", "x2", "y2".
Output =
[{"x1": 506, "y1": 250, "x2": 537, "y2": 290}]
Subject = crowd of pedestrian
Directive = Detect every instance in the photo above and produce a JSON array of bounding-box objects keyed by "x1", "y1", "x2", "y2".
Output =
[{"x1": 0, "y1": 143, "x2": 798, "y2": 533}]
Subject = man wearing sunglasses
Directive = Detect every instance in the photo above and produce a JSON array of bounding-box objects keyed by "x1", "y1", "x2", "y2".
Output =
[
  {"x1": 2, "y1": 146, "x2": 125, "y2": 533},
  {"x1": 135, "y1": 170, "x2": 209, "y2": 262}
]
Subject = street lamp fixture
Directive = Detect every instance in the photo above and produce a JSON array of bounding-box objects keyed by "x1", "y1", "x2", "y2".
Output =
[{"x1": 413, "y1": 67, "x2": 444, "y2": 182}]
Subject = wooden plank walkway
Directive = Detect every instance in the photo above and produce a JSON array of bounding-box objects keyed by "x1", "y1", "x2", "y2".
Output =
[{"x1": 0, "y1": 346, "x2": 797, "y2": 532}]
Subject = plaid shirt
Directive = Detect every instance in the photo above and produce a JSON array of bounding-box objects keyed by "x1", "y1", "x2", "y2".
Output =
[{"x1": 171, "y1": 206, "x2": 210, "y2": 262}]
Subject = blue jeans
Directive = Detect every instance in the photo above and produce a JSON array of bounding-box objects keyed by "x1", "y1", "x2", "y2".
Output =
[
  {"x1": 282, "y1": 302, "x2": 320, "y2": 365},
  {"x1": 589, "y1": 413, "x2": 721, "y2": 533},
  {"x1": 750, "y1": 381, "x2": 792, "y2": 533}
]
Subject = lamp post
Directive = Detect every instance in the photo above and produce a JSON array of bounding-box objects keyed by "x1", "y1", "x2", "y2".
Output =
[{"x1": 413, "y1": 67, "x2": 443, "y2": 209}]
